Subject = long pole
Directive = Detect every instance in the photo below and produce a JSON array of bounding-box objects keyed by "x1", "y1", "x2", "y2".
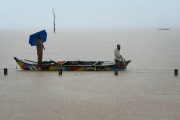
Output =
[{"x1": 52, "y1": 8, "x2": 56, "y2": 33}]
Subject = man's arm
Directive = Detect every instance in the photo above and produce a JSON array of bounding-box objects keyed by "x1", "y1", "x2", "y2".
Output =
[
  {"x1": 115, "y1": 50, "x2": 121, "y2": 58},
  {"x1": 115, "y1": 49, "x2": 121, "y2": 58},
  {"x1": 42, "y1": 44, "x2": 45, "y2": 50}
]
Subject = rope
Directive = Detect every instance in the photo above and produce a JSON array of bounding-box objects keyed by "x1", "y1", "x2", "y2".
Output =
[{"x1": 0, "y1": 68, "x2": 178, "y2": 75}]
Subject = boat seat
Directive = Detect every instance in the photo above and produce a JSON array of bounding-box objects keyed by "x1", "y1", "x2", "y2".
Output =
[{"x1": 92, "y1": 61, "x2": 99, "y2": 66}]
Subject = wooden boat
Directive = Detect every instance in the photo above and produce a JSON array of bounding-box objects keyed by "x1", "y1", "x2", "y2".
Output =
[{"x1": 14, "y1": 57, "x2": 131, "y2": 71}]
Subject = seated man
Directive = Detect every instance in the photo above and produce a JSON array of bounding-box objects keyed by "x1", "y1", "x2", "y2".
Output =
[{"x1": 114, "y1": 44, "x2": 125, "y2": 65}]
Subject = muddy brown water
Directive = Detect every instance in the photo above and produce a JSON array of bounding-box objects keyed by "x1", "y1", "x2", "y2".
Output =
[{"x1": 0, "y1": 28, "x2": 180, "y2": 120}]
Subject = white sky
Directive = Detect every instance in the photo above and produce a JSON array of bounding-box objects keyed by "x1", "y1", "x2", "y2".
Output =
[{"x1": 0, "y1": 0, "x2": 180, "y2": 29}]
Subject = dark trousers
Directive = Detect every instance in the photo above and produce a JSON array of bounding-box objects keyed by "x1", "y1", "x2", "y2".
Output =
[
  {"x1": 37, "y1": 48, "x2": 43, "y2": 64},
  {"x1": 114, "y1": 59, "x2": 125, "y2": 65}
]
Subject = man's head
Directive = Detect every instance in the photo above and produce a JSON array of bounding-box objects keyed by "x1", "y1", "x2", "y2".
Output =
[
  {"x1": 38, "y1": 34, "x2": 41, "y2": 39},
  {"x1": 117, "y1": 44, "x2": 121, "y2": 50}
]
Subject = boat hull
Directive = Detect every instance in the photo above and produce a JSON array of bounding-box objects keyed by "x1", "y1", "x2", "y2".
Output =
[{"x1": 14, "y1": 57, "x2": 131, "y2": 71}]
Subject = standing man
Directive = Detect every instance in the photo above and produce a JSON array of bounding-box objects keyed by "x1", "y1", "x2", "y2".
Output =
[
  {"x1": 36, "y1": 34, "x2": 45, "y2": 64},
  {"x1": 114, "y1": 44, "x2": 125, "y2": 64}
]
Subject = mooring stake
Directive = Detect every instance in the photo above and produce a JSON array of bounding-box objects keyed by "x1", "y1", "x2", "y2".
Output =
[
  {"x1": 174, "y1": 69, "x2": 178, "y2": 76},
  {"x1": 59, "y1": 68, "x2": 62, "y2": 75},
  {"x1": 115, "y1": 70, "x2": 118, "y2": 76},
  {"x1": 4, "y1": 68, "x2": 8, "y2": 75}
]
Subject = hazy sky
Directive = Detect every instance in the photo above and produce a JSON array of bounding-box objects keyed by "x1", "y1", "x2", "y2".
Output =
[{"x1": 0, "y1": 0, "x2": 180, "y2": 29}]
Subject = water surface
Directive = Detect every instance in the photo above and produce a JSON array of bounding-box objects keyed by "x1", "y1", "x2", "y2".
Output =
[{"x1": 0, "y1": 27, "x2": 180, "y2": 120}]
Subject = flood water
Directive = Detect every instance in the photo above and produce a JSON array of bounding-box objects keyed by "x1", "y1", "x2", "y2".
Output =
[{"x1": 0, "y1": 27, "x2": 180, "y2": 120}]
